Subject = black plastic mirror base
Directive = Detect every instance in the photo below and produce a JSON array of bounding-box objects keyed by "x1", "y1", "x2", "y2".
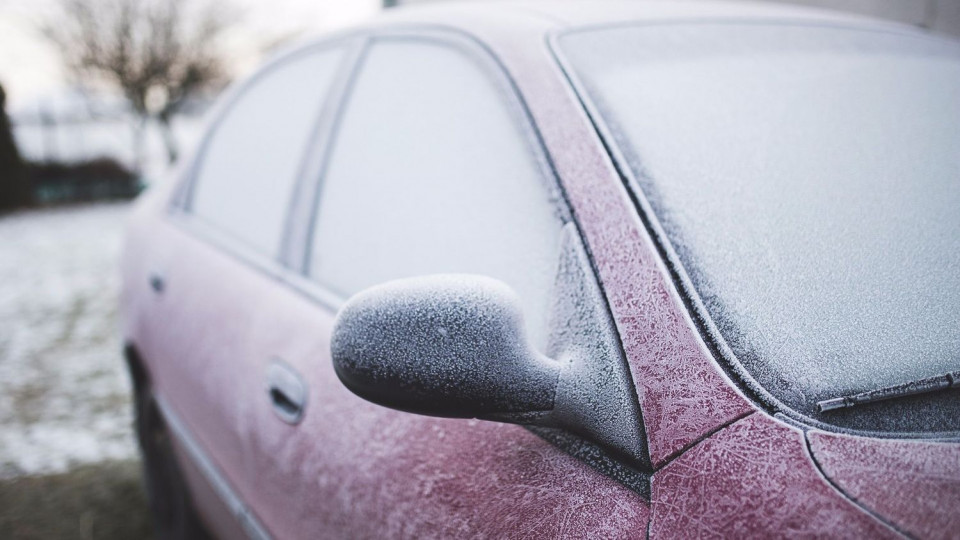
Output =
[{"x1": 540, "y1": 225, "x2": 650, "y2": 467}]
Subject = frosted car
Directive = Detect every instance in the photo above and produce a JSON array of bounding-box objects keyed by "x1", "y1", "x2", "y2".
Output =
[{"x1": 120, "y1": 2, "x2": 960, "y2": 538}]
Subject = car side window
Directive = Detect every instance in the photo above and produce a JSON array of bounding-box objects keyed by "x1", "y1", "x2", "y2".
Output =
[
  {"x1": 189, "y1": 47, "x2": 345, "y2": 257},
  {"x1": 308, "y1": 38, "x2": 564, "y2": 348}
]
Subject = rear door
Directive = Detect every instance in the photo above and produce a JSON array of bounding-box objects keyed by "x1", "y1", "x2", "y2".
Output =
[
  {"x1": 242, "y1": 30, "x2": 650, "y2": 538},
  {"x1": 141, "y1": 41, "x2": 351, "y2": 535}
]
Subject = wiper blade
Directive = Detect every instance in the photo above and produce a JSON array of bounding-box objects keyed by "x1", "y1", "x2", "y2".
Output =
[{"x1": 818, "y1": 370, "x2": 960, "y2": 413}]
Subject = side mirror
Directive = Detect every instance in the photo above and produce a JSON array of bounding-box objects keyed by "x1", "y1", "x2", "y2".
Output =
[
  {"x1": 330, "y1": 227, "x2": 650, "y2": 466},
  {"x1": 331, "y1": 275, "x2": 560, "y2": 421}
]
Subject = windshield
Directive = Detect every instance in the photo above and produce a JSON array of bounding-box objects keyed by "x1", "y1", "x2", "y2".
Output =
[{"x1": 559, "y1": 23, "x2": 960, "y2": 432}]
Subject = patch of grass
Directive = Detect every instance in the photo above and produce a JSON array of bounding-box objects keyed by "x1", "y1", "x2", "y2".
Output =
[
  {"x1": 8, "y1": 381, "x2": 49, "y2": 425},
  {"x1": 88, "y1": 392, "x2": 133, "y2": 417},
  {"x1": 57, "y1": 295, "x2": 88, "y2": 347},
  {"x1": 0, "y1": 460, "x2": 152, "y2": 540}
]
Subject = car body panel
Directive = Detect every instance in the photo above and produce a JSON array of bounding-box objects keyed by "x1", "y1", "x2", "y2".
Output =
[
  {"x1": 163, "y1": 397, "x2": 267, "y2": 540},
  {"x1": 221, "y1": 243, "x2": 652, "y2": 537},
  {"x1": 129, "y1": 212, "x2": 261, "y2": 511},
  {"x1": 651, "y1": 414, "x2": 897, "y2": 538},
  {"x1": 247, "y1": 287, "x2": 651, "y2": 537},
  {"x1": 808, "y1": 430, "x2": 960, "y2": 539},
  {"x1": 122, "y1": 173, "x2": 270, "y2": 536}
]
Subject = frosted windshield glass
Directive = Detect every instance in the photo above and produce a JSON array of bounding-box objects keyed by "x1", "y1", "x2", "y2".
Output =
[
  {"x1": 310, "y1": 41, "x2": 563, "y2": 349},
  {"x1": 191, "y1": 48, "x2": 344, "y2": 256},
  {"x1": 561, "y1": 25, "x2": 960, "y2": 418}
]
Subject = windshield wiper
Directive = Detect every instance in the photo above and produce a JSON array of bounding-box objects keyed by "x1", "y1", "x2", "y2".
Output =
[{"x1": 818, "y1": 370, "x2": 960, "y2": 413}]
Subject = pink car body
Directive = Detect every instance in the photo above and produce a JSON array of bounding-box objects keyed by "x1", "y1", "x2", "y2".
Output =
[{"x1": 121, "y1": 2, "x2": 960, "y2": 538}]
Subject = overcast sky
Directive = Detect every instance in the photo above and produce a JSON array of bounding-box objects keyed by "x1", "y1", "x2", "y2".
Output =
[{"x1": 0, "y1": 0, "x2": 381, "y2": 110}]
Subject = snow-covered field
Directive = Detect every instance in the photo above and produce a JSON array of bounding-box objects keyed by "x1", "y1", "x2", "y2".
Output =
[{"x1": 0, "y1": 202, "x2": 137, "y2": 479}]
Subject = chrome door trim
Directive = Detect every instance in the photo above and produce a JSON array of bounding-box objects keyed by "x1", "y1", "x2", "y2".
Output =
[{"x1": 155, "y1": 395, "x2": 271, "y2": 540}]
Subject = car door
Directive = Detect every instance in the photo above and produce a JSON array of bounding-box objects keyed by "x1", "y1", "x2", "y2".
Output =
[
  {"x1": 138, "y1": 42, "x2": 351, "y2": 536},
  {"x1": 241, "y1": 30, "x2": 651, "y2": 538}
]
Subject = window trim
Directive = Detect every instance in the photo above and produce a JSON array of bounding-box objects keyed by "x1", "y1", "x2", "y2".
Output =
[
  {"x1": 297, "y1": 27, "x2": 573, "y2": 306},
  {"x1": 166, "y1": 33, "x2": 366, "y2": 279},
  {"x1": 164, "y1": 24, "x2": 576, "y2": 317},
  {"x1": 279, "y1": 38, "x2": 370, "y2": 271}
]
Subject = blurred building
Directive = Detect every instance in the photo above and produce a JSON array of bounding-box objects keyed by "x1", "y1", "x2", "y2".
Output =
[{"x1": 390, "y1": 0, "x2": 960, "y2": 38}]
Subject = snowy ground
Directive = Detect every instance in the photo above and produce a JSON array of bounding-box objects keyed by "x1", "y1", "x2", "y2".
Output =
[{"x1": 0, "y1": 202, "x2": 137, "y2": 479}]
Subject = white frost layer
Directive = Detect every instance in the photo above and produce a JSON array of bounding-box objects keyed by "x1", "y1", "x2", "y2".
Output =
[{"x1": 0, "y1": 202, "x2": 136, "y2": 479}]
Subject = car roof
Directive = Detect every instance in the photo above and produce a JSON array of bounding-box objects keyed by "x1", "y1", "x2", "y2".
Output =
[{"x1": 369, "y1": 0, "x2": 901, "y2": 34}]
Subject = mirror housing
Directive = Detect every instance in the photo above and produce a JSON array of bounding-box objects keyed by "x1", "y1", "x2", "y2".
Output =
[
  {"x1": 331, "y1": 275, "x2": 560, "y2": 420},
  {"x1": 330, "y1": 226, "x2": 650, "y2": 467}
]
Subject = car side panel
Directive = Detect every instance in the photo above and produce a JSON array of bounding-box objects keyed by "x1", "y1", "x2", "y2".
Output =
[
  {"x1": 808, "y1": 430, "x2": 960, "y2": 539},
  {"x1": 124, "y1": 201, "x2": 263, "y2": 528},
  {"x1": 169, "y1": 436, "x2": 251, "y2": 540},
  {"x1": 650, "y1": 414, "x2": 897, "y2": 538},
  {"x1": 123, "y1": 182, "x2": 650, "y2": 539},
  {"x1": 240, "y1": 268, "x2": 651, "y2": 538},
  {"x1": 124, "y1": 177, "x2": 240, "y2": 539}
]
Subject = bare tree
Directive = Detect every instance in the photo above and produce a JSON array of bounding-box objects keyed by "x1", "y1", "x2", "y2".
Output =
[{"x1": 44, "y1": 0, "x2": 233, "y2": 167}]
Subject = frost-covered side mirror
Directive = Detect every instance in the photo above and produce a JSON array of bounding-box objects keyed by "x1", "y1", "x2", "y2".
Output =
[
  {"x1": 330, "y1": 227, "x2": 651, "y2": 466},
  {"x1": 331, "y1": 275, "x2": 560, "y2": 421}
]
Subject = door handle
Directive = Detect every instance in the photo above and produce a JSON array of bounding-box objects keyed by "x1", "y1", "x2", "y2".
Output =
[
  {"x1": 266, "y1": 361, "x2": 307, "y2": 424},
  {"x1": 149, "y1": 271, "x2": 165, "y2": 294}
]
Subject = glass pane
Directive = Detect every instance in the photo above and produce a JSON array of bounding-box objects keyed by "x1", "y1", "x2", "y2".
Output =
[
  {"x1": 191, "y1": 48, "x2": 344, "y2": 256},
  {"x1": 561, "y1": 25, "x2": 960, "y2": 416},
  {"x1": 310, "y1": 41, "x2": 563, "y2": 348}
]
